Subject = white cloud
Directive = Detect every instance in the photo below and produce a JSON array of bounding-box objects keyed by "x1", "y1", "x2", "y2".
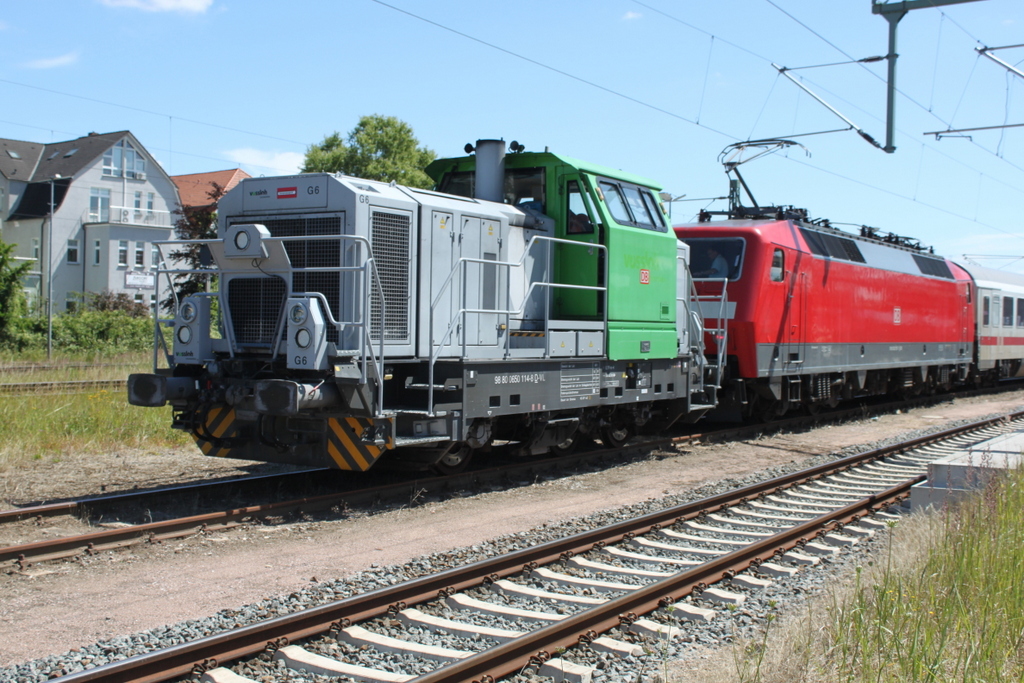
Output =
[
  {"x1": 99, "y1": 0, "x2": 213, "y2": 12},
  {"x1": 24, "y1": 52, "x2": 80, "y2": 69},
  {"x1": 224, "y1": 148, "x2": 304, "y2": 175},
  {"x1": 622, "y1": 11, "x2": 642, "y2": 20}
]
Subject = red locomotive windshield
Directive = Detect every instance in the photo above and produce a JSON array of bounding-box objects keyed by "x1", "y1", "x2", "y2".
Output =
[{"x1": 680, "y1": 237, "x2": 745, "y2": 281}]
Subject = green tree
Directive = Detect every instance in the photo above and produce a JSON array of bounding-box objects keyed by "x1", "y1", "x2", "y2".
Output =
[
  {"x1": 302, "y1": 115, "x2": 436, "y2": 189},
  {"x1": 0, "y1": 239, "x2": 30, "y2": 339}
]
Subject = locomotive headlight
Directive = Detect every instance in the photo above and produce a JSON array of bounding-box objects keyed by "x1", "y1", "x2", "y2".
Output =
[
  {"x1": 179, "y1": 301, "x2": 198, "y2": 323},
  {"x1": 233, "y1": 229, "x2": 251, "y2": 251},
  {"x1": 295, "y1": 328, "x2": 312, "y2": 349},
  {"x1": 289, "y1": 303, "x2": 308, "y2": 325},
  {"x1": 177, "y1": 325, "x2": 193, "y2": 345}
]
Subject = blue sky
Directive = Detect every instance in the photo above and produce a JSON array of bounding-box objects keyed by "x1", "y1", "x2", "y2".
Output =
[{"x1": 2, "y1": 0, "x2": 1023, "y2": 271}]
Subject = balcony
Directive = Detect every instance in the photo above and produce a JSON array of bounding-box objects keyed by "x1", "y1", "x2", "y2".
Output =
[{"x1": 88, "y1": 205, "x2": 173, "y2": 228}]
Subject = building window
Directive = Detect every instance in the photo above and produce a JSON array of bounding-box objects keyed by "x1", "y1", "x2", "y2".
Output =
[
  {"x1": 135, "y1": 241, "x2": 145, "y2": 267},
  {"x1": 93, "y1": 240, "x2": 101, "y2": 266},
  {"x1": 66, "y1": 294, "x2": 79, "y2": 313},
  {"x1": 89, "y1": 188, "x2": 110, "y2": 222},
  {"x1": 102, "y1": 139, "x2": 146, "y2": 179},
  {"x1": 118, "y1": 240, "x2": 128, "y2": 266},
  {"x1": 147, "y1": 192, "x2": 154, "y2": 214},
  {"x1": 31, "y1": 238, "x2": 40, "y2": 261},
  {"x1": 134, "y1": 191, "x2": 143, "y2": 218},
  {"x1": 151, "y1": 243, "x2": 160, "y2": 269},
  {"x1": 66, "y1": 239, "x2": 80, "y2": 264}
]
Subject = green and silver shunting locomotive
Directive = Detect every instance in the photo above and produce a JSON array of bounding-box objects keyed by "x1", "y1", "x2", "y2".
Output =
[{"x1": 128, "y1": 140, "x2": 722, "y2": 473}]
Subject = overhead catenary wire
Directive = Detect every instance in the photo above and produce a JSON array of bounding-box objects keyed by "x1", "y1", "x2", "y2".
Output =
[
  {"x1": 370, "y1": 0, "x2": 737, "y2": 141},
  {"x1": 764, "y1": 0, "x2": 1024, "y2": 172},
  {"x1": 2, "y1": 0, "x2": 1020, "y2": 248},
  {"x1": 0, "y1": 78, "x2": 307, "y2": 148}
]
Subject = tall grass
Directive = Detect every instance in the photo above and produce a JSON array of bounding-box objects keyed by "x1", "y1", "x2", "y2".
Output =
[
  {"x1": 0, "y1": 389, "x2": 190, "y2": 470},
  {"x1": 718, "y1": 468, "x2": 1024, "y2": 683},
  {"x1": 824, "y1": 472, "x2": 1024, "y2": 682},
  {"x1": 0, "y1": 352, "x2": 189, "y2": 470}
]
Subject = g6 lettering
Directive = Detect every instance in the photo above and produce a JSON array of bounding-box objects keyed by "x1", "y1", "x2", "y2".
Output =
[
  {"x1": 294, "y1": 355, "x2": 308, "y2": 366},
  {"x1": 306, "y1": 185, "x2": 320, "y2": 195}
]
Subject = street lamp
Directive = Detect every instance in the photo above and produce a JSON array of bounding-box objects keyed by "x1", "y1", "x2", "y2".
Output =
[{"x1": 46, "y1": 174, "x2": 62, "y2": 360}]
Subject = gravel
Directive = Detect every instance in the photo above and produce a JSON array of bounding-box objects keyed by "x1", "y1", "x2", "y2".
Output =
[{"x1": 0, "y1": 412, "x2": 1010, "y2": 683}]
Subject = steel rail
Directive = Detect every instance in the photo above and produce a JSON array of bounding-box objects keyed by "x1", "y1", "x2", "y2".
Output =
[
  {"x1": 7, "y1": 405, "x2": 1019, "y2": 569},
  {"x1": 49, "y1": 410, "x2": 1015, "y2": 683},
  {"x1": 0, "y1": 468, "x2": 327, "y2": 525},
  {"x1": 0, "y1": 379, "x2": 125, "y2": 395},
  {"x1": 413, "y1": 479, "x2": 918, "y2": 683}
]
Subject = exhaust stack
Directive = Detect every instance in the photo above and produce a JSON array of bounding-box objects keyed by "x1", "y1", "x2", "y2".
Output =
[{"x1": 468, "y1": 139, "x2": 506, "y2": 203}]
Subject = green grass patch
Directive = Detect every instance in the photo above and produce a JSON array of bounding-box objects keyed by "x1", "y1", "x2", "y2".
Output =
[
  {"x1": 824, "y1": 474, "x2": 1024, "y2": 682},
  {"x1": 723, "y1": 469, "x2": 1024, "y2": 683},
  {"x1": 0, "y1": 388, "x2": 190, "y2": 471}
]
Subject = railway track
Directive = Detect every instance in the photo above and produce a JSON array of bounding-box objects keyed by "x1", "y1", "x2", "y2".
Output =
[
  {"x1": 2, "y1": 386, "x2": 1018, "y2": 570},
  {"x1": 0, "y1": 363, "x2": 135, "y2": 375},
  {"x1": 42, "y1": 410, "x2": 1023, "y2": 683},
  {"x1": 0, "y1": 379, "x2": 125, "y2": 395}
]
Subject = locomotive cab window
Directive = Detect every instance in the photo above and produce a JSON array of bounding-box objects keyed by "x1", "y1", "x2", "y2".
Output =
[
  {"x1": 679, "y1": 237, "x2": 745, "y2": 281},
  {"x1": 566, "y1": 180, "x2": 595, "y2": 234},
  {"x1": 770, "y1": 248, "x2": 785, "y2": 282},
  {"x1": 596, "y1": 179, "x2": 668, "y2": 232},
  {"x1": 436, "y1": 167, "x2": 547, "y2": 214}
]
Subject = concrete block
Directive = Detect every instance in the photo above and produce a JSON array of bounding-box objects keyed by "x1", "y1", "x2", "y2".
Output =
[
  {"x1": 701, "y1": 587, "x2": 745, "y2": 605},
  {"x1": 275, "y1": 645, "x2": 414, "y2": 682},
  {"x1": 666, "y1": 602, "x2": 716, "y2": 622},
  {"x1": 539, "y1": 658, "x2": 594, "y2": 683}
]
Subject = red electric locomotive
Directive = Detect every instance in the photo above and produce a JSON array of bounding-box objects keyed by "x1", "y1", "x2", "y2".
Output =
[{"x1": 676, "y1": 206, "x2": 975, "y2": 420}]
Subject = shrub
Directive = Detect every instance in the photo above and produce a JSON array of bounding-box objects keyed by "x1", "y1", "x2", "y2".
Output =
[
  {"x1": 88, "y1": 289, "x2": 151, "y2": 317},
  {"x1": 0, "y1": 311, "x2": 157, "y2": 353}
]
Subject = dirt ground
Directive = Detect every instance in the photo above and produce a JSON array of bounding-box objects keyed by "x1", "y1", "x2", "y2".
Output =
[{"x1": 1, "y1": 391, "x2": 1022, "y2": 669}]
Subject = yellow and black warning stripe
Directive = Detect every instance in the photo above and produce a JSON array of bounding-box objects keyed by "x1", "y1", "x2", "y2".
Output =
[
  {"x1": 510, "y1": 331, "x2": 545, "y2": 337},
  {"x1": 325, "y1": 417, "x2": 394, "y2": 471},
  {"x1": 193, "y1": 404, "x2": 238, "y2": 458}
]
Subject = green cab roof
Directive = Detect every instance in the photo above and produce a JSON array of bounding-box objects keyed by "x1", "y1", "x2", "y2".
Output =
[{"x1": 425, "y1": 149, "x2": 664, "y2": 191}]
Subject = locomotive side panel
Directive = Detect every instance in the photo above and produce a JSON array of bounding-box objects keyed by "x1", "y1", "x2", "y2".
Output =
[{"x1": 678, "y1": 218, "x2": 975, "y2": 418}]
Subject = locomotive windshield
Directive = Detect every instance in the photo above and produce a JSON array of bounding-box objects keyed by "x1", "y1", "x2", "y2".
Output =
[
  {"x1": 437, "y1": 167, "x2": 547, "y2": 213},
  {"x1": 680, "y1": 237, "x2": 745, "y2": 280}
]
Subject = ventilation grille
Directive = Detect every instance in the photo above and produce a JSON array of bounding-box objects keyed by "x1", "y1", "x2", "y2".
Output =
[
  {"x1": 230, "y1": 216, "x2": 343, "y2": 343},
  {"x1": 913, "y1": 254, "x2": 954, "y2": 279},
  {"x1": 370, "y1": 211, "x2": 411, "y2": 342},
  {"x1": 227, "y1": 276, "x2": 287, "y2": 347},
  {"x1": 800, "y1": 228, "x2": 865, "y2": 263}
]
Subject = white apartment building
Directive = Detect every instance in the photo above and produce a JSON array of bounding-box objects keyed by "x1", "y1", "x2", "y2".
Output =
[{"x1": 0, "y1": 131, "x2": 180, "y2": 312}]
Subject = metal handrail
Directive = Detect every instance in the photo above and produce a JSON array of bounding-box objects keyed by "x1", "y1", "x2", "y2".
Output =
[
  {"x1": 152, "y1": 234, "x2": 388, "y2": 415},
  {"x1": 691, "y1": 277, "x2": 730, "y2": 398},
  {"x1": 427, "y1": 236, "x2": 608, "y2": 415}
]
